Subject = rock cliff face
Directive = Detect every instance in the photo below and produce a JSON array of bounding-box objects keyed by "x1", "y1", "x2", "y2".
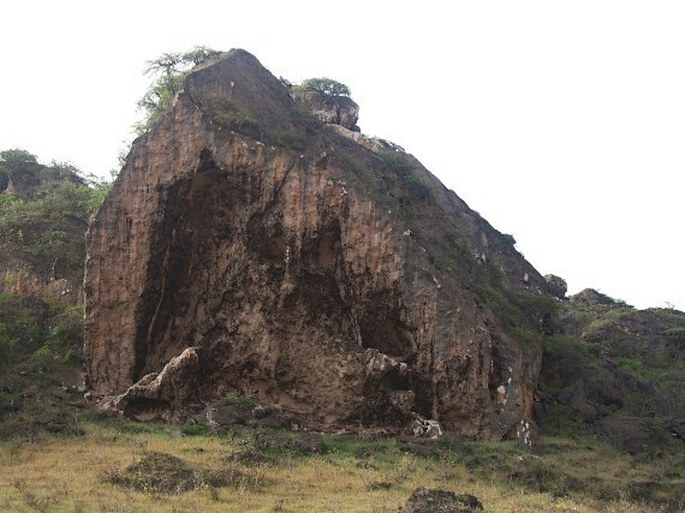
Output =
[{"x1": 85, "y1": 50, "x2": 554, "y2": 440}]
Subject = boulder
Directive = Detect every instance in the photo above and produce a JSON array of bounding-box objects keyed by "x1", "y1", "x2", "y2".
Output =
[
  {"x1": 402, "y1": 488, "x2": 483, "y2": 513},
  {"x1": 544, "y1": 274, "x2": 567, "y2": 299},
  {"x1": 293, "y1": 89, "x2": 359, "y2": 130}
]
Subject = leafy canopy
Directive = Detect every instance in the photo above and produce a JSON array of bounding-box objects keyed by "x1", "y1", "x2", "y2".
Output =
[
  {"x1": 0, "y1": 149, "x2": 38, "y2": 168},
  {"x1": 0, "y1": 149, "x2": 110, "y2": 276},
  {"x1": 137, "y1": 46, "x2": 221, "y2": 131},
  {"x1": 293, "y1": 77, "x2": 351, "y2": 98}
]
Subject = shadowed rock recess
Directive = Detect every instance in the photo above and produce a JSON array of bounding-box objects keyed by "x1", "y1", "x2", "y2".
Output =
[{"x1": 85, "y1": 49, "x2": 556, "y2": 440}]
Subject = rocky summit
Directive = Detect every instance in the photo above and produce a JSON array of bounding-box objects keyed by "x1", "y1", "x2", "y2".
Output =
[{"x1": 85, "y1": 49, "x2": 558, "y2": 440}]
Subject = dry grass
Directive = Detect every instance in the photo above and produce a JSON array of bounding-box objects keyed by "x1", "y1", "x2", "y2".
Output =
[{"x1": 0, "y1": 424, "x2": 678, "y2": 513}]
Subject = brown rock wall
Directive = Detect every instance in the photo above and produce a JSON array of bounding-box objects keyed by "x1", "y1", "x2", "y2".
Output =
[{"x1": 85, "y1": 50, "x2": 545, "y2": 439}]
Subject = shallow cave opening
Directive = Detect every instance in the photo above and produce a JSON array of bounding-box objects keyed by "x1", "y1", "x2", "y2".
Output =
[
  {"x1": 361, "y1": 318, "x2": 415, "y2": 359},
  {"x1": 378, "y1": 366, "x2": 411, "y2": 391},
  {"x1": 298, "y1": 221, "x2": 341, "y2": 272},
  {"x1": 134, "y1": 164, "x2": 246, "y2": 379},
  {"x1": 411, "y1": 377, "x2": 434, "y2": 418},
  {"x1": 122, "y1": 398, "x2": 171, "y2": 421}
]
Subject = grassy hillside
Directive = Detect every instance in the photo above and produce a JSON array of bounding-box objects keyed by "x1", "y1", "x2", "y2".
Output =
[
  {"x1": 538, "y1": 289, "x2": 685, "y2": 454},
  {"x1": 0, "y1": 149, "x2": 107, "y2": 283},
  {"x1": 0, "y1": 148, "x2": 107, "y2": 440},
  {"x1": 1, "y1": 415, "x2": 683, "y2": 512}
]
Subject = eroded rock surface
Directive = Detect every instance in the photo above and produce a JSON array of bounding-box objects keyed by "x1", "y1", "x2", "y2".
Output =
[
  {"x1": 544, "y1": 274, "x2": 567, "y2": 299},
  {"x1": 102, "y1": 347, "x2": 202, "y2": 421},
  {"x1": 85, "y1": 49, "x2": 551, "y2": 439}
]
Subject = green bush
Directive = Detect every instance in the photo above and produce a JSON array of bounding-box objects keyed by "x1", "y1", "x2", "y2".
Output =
[
  {"x1": 0, "y1": 293, "x2": 84, "y2": 366},
  {"x1": 378, "y1": 150, "x2": 412, "y2": 176},
  {"x1": 502, "y1": 233, "x2": 517, "y2": 246},
  {"x1": 137, "y1": 47, "x2": 222, "y2": 130},
  {"x1": 0, "y1": 322, "x2": 17, "y2": 360},
  {"x1": 404, "y1": 174, "x2": 431, "y2": 201},
  {"x1": 46, "y1": 303, "x2": 84, "y2": 363},
  {"x1": 26, "y1": 323, "x2": 46, "y2": 345},
  {"x1": 293, "y1": 77, "x2": 350, "y2": 98},
  {"x1": 180, "y1": 422, "x2": 211, "y2": 437},
  {"x1": 616, "y1": 356, "x2": 644, "y2": 375},
  {"x1": 447, "y1": 229, "x2": 469, "y2": 254},
  {"x1": 197, "y1": 95, "x2": 260, "y2": 138},
  {"x1": 223, "y1": 392, "x2": 258, "y2": 411},
  {"x1": 33, "y1": 344, "x2": 52, "y2": 360},
  {"x1": 0, "y1": 155, "x2": 109, "y2": 277},
  {"x1": 664, "y1": 327, "x2": 685, "y2": 342},
  {"x1": 397, "y1": 204, "x2": 415, "y2": 221},
  {"x1": 272, "y1": 127, "x2": 307, "y2": 151}
]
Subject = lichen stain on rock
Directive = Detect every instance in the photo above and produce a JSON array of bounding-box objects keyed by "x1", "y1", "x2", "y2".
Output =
[{"x1": 85, "y1": 49, "x2": 547, "y2": 440}]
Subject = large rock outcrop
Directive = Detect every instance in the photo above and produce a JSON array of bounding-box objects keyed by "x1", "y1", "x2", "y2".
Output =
[
  {"x1": 292, "y1": 88, "x2": 360, "y2": 131},
  {"x1": 85, "y1": 49, "x2": 553, "y2": 439}
]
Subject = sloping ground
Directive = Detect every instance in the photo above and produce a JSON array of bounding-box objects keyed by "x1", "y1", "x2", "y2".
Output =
[{"x1": 537, "y1": 288, "x2": 685, "y2": 452}]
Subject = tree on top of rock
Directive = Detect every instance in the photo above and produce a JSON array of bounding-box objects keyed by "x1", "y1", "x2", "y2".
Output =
[
  {"x1": 293, "y1": 77, "x2": 351, "y2": 98},
  {"x1": 137, "y1": 46, "x2": 222, "y2": 131}
]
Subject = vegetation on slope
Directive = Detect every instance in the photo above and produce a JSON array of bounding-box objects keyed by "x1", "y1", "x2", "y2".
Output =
[
  {"x1": 0, "y1": 148, "x2": 108, "y2": 440},
  {"x1": 137, "y1": 46, "x2": 222, "y2": 130},
  {"x1": 0, "y1": 149, "x2": 108, "y2": 279},
  {"x1": 537, "y1": 289, "x2": 685, "y2": 453}
]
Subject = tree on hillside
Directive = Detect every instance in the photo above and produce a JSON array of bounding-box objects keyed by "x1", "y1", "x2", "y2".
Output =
[
  {"x1": 0, "y1": 149, "x2": 38, "y2": 168},
  {"x1": 0, "y1": 149, "x2": 111, "y2": 276},
  {"x1": 0, "y1": 149, "x2": 43, "y2": 192},
  {"x1": 137, "y1": 46, "x2": 221, "y2": 131}
]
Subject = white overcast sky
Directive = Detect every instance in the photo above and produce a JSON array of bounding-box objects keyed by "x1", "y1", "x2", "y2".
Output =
[{"x1": 1, "y1": 1, "x2": 683, "y2": 310}]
